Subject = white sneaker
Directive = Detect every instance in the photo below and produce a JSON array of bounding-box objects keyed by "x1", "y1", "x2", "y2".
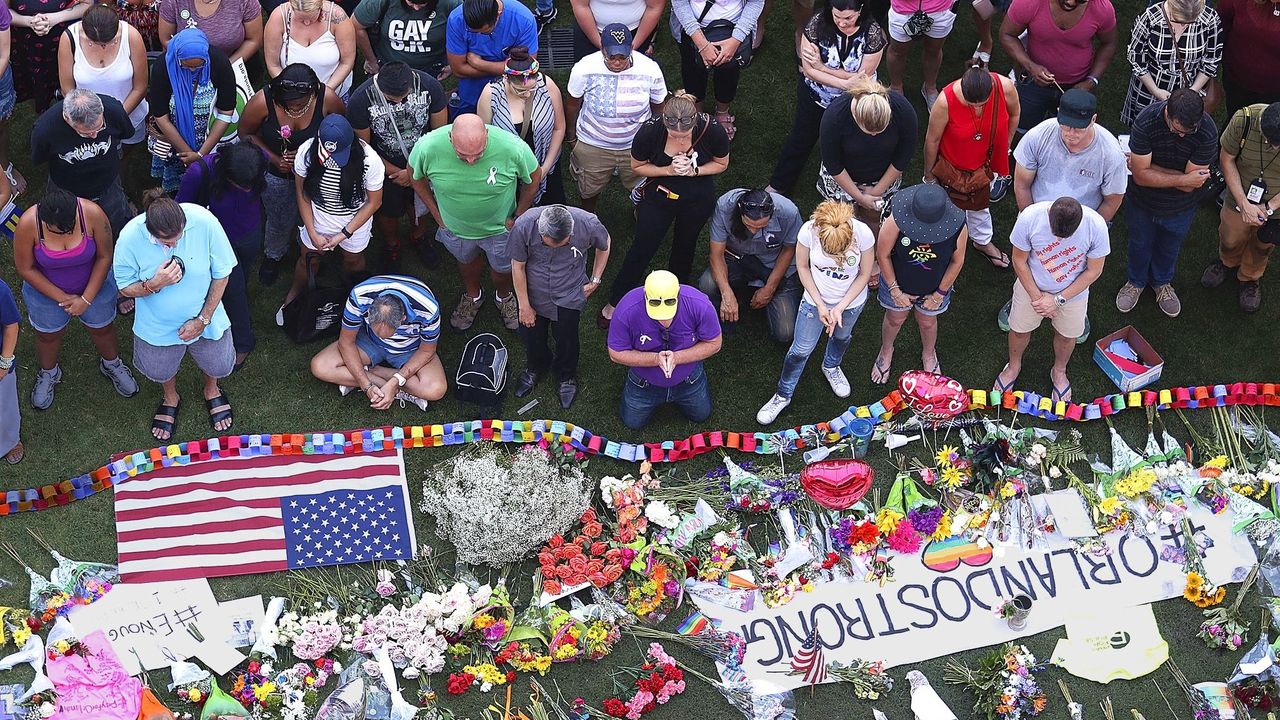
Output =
[
  {"x1": 756, "y1": 394, "x2": 791, "y2": 425},
  {"x1": 822, "y1": 365, "x2": 851, "y2": 398},
  {"x1": 339, "y1": 385, "x2": 355, "y2": 396},
  {"x1": 395, "y1": 391, "x2": 429, "y2": 411}
]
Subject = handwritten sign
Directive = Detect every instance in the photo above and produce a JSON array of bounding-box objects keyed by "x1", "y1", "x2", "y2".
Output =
[{"x1": 691, "y1": 504, "x2": 1255, "y2": 692}]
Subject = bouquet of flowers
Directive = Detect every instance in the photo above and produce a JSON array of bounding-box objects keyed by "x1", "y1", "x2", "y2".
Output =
[
  {"x1": 15, "y1": 689, "x2": 57, "y2": 720},
  {"x1": 349, "y1": 582, "x2": 491, "y2": 677},
  {"x1": 931, "y1": 444, "x2": 975, "y2": 490},
  {"x1": 421, "y1": 444, "x2": 592, "y2": 566},
  {"x1": 717, "y1": 458, "x2": 802, "y2": 514},
  {"x1": 1177, "y1": 518, "x2": 1227, "y2": 608},
  {"x1": 495, "y1": 641, "x2": 553, "y2": 676},
  {"x1": 826, "y1": 658, "x2": 893, "y2": 700},
  {"x1": 829, "y1": 515, "x2": 880, "y2": 557},
  {"x1": 944, "y1": 643, "x2": 1047, "y2": 720},
  {"x1": 600, "y1": 643, "x2": 687, "y2": 720},
  {"x1": 617, "y1": 547, "x2": 683, "y2": 623},
  {"x1": 602, "y1": 464, "x2": 662, "y2": 543},
  {"x1": 689, "y1": 529, "x2": 746, "y2": 582},
  {"x1": 538, "y1": 508, "x2": 631, "y2": 597},
  {"x1": 276, "y1": 605, "x2": 345, "y2": 660},
  {"x1": 1199, "y1": 564, "x2": 1258, "y2": 650}
]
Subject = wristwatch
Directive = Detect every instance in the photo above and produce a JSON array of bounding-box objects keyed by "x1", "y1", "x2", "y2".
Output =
[
  {"x1": 1054, "y1": 294, "x2": 1066, "y2": 307},
  {"x1": 589, "y1": 276, "x2": 602, "y2": 285},
  {"x1": 197, "y1": 314, "x2": 211, "y2": 326},
  {"x1": 1087, "y1": 75, "x2": 1100, "y2": 88},
  {"x1": 393, "y1": 372, "x2": 407, "y2": 387}
]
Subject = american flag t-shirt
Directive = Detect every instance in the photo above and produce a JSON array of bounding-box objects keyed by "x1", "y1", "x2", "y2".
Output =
[{"x1": 115, "y1": 450, "x2": 415, "y2": 583}]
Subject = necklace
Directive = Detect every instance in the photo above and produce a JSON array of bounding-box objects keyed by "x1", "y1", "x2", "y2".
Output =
[
  {"x1": 282, "y1": 96, "x2": 315, "y2": 118},
  {"x1": 971, "y1": 103, "x2": 986, "y2": 141}
]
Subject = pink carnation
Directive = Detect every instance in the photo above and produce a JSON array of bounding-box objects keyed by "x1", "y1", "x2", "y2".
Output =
[{"x1": 885, "y1": 523, "x2": 923, "y2": 554}]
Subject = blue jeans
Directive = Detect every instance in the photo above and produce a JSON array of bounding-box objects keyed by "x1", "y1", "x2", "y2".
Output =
[
  {"x1": 1124, "y1": 202, "x2": 1198, "y2": 288},
  {"x1": 696, "y1": 264, "x2": 803, "y2": 345},
  {"x1": 619, "y1": 364, "x2": 712, "y2": 429},
  {"x1": 224, "y1": 227, "x2": 261, "y2": 355},
  {"x1": 536, "y1": 0, "x2": 552, "y2": 13},
  {"x1": 776, "y1": 300, "x2": 865, "y2": 399},
  {"x1": 1014, "y1": 79, "x2": 1064, "y2": 133}
]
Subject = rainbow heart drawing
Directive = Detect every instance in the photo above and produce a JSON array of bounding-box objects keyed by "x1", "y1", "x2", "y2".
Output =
[{"x1": 920, "y1": 536, "x2": 994, "y2": 572}]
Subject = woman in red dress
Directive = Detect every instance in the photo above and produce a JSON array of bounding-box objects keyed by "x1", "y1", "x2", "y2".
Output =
[{"x1": 923, "y1": 62, "x2": 1020, "y2": 270}]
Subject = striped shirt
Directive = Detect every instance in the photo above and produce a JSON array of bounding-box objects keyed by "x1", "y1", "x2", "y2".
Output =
[
  {"x1": 341, "y1": 274, "x2": 442, "y2": 352},
  {"x1": 567, "y1": 53, "x2": 668, "y2": 151},
  {"x1": 294, "y1": 137, "x2": 385, "y2": 216}
]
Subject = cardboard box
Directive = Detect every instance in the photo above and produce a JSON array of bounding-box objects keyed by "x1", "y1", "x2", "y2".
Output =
[{"x1": 1094, "y1": 325, "x2": 1164, "y2": 392}]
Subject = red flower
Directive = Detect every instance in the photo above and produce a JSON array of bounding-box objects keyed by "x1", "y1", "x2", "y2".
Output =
[
  {"x1": 662, "y1": 665, "x2": 683, "y2": 683},
  {"x1": 548, "y1": 535, "x2": 565, "y2": 549},
  {"x1": 602, "y1": 698, "x2": 628, "y2": 717},
  {"x1": 25, "y1": 616, "x2": 42, "y2": 632},
  {"x1": 248, "y1": 661, "x2": 261, "y2": 674},
  {"x1": 590, "y1": 541, "x2": 608, "y2": 557},
  {"x1": 543, "y1": 580, "x2": 563, "y2": 596},
  {"x1": 446, "y1": 672, "x2": 475, "y2": 695},
  {"x1": 506, "y1": 671, "x2": 517, "y2": 683},
  {"x1": 583, "y1": 522, "x2": 604, "y2": 538},
  {"x1": 314, "y1": 659, "x2": 325, "y2": 668},
  {"x1": 581, "y1": 508, "x2": 598, "y2": 523},
  {"x1": 821, "y1": 552, "x2": 840, "y2": 570}
]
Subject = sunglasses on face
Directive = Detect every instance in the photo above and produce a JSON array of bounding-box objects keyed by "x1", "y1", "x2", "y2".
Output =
[
  {"x1": 647, "y1": 297, "x2": 678, "y2": 308},
  {"x1": 663, "y1": 114, "x2": 696, "y2": 130}
]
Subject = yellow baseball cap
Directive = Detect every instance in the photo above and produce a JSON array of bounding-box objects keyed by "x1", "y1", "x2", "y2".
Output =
[{"x1": 643, "y1": 270, "x2": 680, "y2": 321}]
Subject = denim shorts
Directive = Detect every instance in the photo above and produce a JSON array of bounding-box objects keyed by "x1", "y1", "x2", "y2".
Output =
[
  {"x1": 0, "y1": 66, "x2": 15, "y2": 121},
  {"x1": 356, "y1": 325, "x2": 415, "y2": 369},
  {"x1": 22, "y1": 275, "x2": 119, "y2": 333},
  {"x1": 877, "y1": 281, "x2": 952, "y2": 317},
  {"x1": 436, "y1": 227, "x2": 512, "y2": 273},
  {"x1": 133, "y1": 331, "x2": 235, "y2": 383}
]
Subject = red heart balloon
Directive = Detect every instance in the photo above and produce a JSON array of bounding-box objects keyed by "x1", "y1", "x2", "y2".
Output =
[
  {"x1": 800, "y1": 459, "x2": 875, "y2": 510},
  {"x1": 898, "y1": 370, "x2": 969, "y2": 422}
]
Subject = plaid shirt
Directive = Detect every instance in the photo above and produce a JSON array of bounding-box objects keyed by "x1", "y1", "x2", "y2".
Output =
[{"x1": 1121, "y1": 3, "x2": 1223, "y2": 126}]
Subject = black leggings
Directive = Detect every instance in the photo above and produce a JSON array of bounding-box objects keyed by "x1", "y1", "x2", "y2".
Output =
[
  {"x1": 678, "y1": 36, "x2": 741, "y2": 105},
  {"x1": 769, "y1": 77, "x2": 826, "y2": 195},
  {"x1": 608, "y1": 179, "x2": 718, "y2": 305},
  {"x1": 521, "y1": 307, "x2": 581, "y2": 379}
]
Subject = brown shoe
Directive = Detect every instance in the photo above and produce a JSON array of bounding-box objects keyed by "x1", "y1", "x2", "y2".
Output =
[
  {"x1": 4, "y1": 440, "x2": 24, "y2": 464},
  {"x1": 1115, "y1": 282, "x2": 1143, "y2": 313},
  {"x1": 1201, "y1": 260, "x2": 1231, "y2": 288},
  {"x1": 1240, "y1": 281, "x2": 1262, "y2": 313},
  {"x1": 1154, "y1": 284, "x2": 1182, "y2": 317}
]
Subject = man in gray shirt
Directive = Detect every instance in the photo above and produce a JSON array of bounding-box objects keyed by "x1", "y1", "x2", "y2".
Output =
[
  {"x1": 696, "y1": 188, "x2": 803, "y2": 344},
  {"x1": 509, "y1": 205, "x2": 611, "y2": 409},
  {"x1": 1013, "y1": 89, "x2": 1127, "y2": 222}
]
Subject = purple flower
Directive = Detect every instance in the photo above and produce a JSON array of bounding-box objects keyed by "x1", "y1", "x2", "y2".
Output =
[
  {"x1": 375, "y1": 581, "x2": 397, "y2": 598},
  {"x1": 908, "y1": 506, "x2": 944, "y2": 537}
]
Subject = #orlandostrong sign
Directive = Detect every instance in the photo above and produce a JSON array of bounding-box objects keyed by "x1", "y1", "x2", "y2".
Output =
[{"x1": 690, "y1": 503, "x2": 1256, "y2": 692}]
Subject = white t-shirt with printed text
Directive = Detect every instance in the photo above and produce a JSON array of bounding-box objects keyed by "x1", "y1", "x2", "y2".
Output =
[{"x1": 797, "y1": 217, "x2": 876, "y2": 308}]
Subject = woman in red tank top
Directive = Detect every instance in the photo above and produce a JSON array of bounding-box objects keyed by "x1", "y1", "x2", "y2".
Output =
[{"x1": 923, "y1": 64, "x2": 1020, "y2": 269}]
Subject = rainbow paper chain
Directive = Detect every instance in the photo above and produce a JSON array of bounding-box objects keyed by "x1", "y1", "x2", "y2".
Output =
[{"x1": 4, "y1": 380, "x2": 1278, "y2": 515}]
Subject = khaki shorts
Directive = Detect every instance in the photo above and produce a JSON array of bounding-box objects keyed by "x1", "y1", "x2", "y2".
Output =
[
  {"x1": 571, "y1": 141, "x2": 641, "y2": 199},
  {"x1": 1008, "y1": 281, "x2": 1087, "y2": 338}
]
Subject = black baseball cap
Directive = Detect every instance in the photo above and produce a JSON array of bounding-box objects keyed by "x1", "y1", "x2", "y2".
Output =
[{"x1": 1057, "y1": 89, "x2": 1097, "y2": 129}]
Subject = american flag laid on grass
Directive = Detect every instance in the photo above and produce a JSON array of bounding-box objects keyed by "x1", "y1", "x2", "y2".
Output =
[{"x1": 114, "y1": 449, "x2": 415, "y2": 583}]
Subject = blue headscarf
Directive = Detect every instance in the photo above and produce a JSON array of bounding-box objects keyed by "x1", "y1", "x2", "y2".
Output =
[{"x1": 165, "y1": 28, "x2": 213, "y2": 149}]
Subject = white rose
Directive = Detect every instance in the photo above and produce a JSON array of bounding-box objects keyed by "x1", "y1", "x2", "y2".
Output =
[{"x1": 39, "y1": 703, "x2": 56, "y2": 718}]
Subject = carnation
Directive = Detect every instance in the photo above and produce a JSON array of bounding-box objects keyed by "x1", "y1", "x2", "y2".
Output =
[
  {"x1": 421, "y1": 446, "x2": 592, "y2": 566},
  {"x1": 645, "y1": 501, "x2": 680, "y2": 530}
]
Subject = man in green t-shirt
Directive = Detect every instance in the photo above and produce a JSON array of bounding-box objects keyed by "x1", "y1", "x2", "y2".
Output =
[
  {"x1": 410, "y1": 114, "x2": 542, "y2": 331},
  {"x1": 1202, "y1": 102, "x2": 1280, "y2": 314},
  {"x1": 353, "y1": 0, "x2": 462, "y2": 78}
]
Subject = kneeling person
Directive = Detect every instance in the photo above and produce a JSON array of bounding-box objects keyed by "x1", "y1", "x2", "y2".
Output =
[{"x1": 310, "y1": 275, "x2": 447, "y2": 411}]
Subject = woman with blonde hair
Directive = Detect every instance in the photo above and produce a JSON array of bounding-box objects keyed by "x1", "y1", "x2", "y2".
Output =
[
  {"x1": 263, "y1": 0, "x2": 355, "y2": 99},
  {"x1": 813, "y1": 75, "x2": 916, "y2": 240},
  {"x1": 598, "y1": 90, "x2": 730, "y2": 327},
  {"x1": 1121, "y1": 0, "x2": 1222, "y2": 125},
  {"x1": 757, "y1": 200, "x2": 874, "y2": 424}
]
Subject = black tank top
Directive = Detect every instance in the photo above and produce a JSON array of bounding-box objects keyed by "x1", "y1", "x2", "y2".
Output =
[{"x1": 260, "y1": 83, "x2": 326, "y2": 178}]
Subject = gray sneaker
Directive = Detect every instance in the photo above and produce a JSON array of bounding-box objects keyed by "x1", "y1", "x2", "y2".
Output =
[
  {"x1": 1154, "y1": 284, "x2": 1181, "y2": 317},
  {"x1": 1115, "y1": 282, "x2": 1143, "y2": 313},
  {"x1": 99, "y1": 358, "x2": 139, "y2": 397},
  {"x1": 450, "y1": 293, "x2": 484, "y2": 331},
  {"x1": 31, "y1": 365, "x2": 62, "y2": 410},
  {"x1": 496, "y1": 293, "x2": 520, "y2": 331}
]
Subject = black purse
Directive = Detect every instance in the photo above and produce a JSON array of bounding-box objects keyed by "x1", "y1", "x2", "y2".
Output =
[
  {"x1": 903, "y1": 0, "x2": 933, "y2": 38},
  {"x1": 690, "y1": 1, "x2": 754, "y2": 68}
]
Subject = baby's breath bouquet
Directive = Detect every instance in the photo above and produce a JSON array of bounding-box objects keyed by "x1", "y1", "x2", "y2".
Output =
[{"x1": 421, "y1": 444, "x2": 592, "y2": 566}]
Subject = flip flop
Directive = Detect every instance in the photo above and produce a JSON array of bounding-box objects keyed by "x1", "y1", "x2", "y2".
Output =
[
  {"x1": 992, "y1": 364, "x2": 1017, "y2": 393},
  {"x1": 152, "y1": 400, "x2": 181, "y2": 441},
  {"x1": 116, "y1": 295, "x2": 135, "y2": 316},
  {"x1": 206, "y1": 392, "x2": 234, "y2": 432},
  {"x1": 871, "y1": 356, "x2": 892, "y2": 385},
  {"x1": 978, "y1": 245, "x2": 1012, "y2": 270},
  {"x1": 4, "y1": 441, "x2": 23, "y2": 465},
  {"x1": 924, "y1": 359, "x2": 942, "y2": 375},
  {"x1": 1050, "y1": 378, "x2": 1072, "y2": 404},
  {"x1": 921, "y1": 87, "x2": 940, "y2": 110}
]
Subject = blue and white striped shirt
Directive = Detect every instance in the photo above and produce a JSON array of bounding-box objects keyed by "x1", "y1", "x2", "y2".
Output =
[{"x1": 342, "y1": 275, "x2": 441, "y2": 352}]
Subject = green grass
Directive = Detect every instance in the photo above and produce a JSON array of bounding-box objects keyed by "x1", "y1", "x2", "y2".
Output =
[{"x1": 0, "y1": 0, "x2": 1275, "y2": 717}]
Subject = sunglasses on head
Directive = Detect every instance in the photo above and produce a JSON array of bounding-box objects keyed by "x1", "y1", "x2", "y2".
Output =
[
  {"x1": 279, "y1": 78, "x2": 312, "y2": 92},
  {"x1": 647, "y1": 297, "x2": 678, "y2": 307},
  {"x1": 740, "y1": 201, "x2": 774, "y2": 219},
  {"x1": 663, "y1": 114, "x2": 696, "y2": 130}
]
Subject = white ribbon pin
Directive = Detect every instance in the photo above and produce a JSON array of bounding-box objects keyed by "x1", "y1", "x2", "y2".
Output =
[{"x1": 486, "y1": 167, "x2": 498, "y2": 185}]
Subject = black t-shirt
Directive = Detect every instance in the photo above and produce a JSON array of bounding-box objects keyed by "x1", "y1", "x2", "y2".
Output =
[
  {"x1": 1126, "y1": 102, "x2": 1219, "y2": 215},
  {"x1": 147, "y1": 47, "x2": 239, "y2": 118},
  {"x1": 891, "y1": 226, "x2": 959, "y2": 297},
  {"x1": 630, "y1": 116, "x2": 731, "y2": 193},
  {"x1": 347, "y1": 70, "x2": 447, "y2": 167},
  {"x1": 819, "y1": 89, "x2": 917, "y2": 184},
  {"x1": 31, "y1": 94, "x2": 133, "y2": 198}
]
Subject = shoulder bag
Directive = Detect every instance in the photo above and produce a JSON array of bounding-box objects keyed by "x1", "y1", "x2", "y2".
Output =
[
  {"x1": 689, "y1": 0, "x2": 754, "y2": 68},
  {"x1": 931, "y1": 82, "x2": 999, "y2": 211}
]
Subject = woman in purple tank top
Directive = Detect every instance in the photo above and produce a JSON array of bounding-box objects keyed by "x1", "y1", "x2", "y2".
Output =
[{"x1": 12, "y1": 186, "x2": 138, "y2": 411}]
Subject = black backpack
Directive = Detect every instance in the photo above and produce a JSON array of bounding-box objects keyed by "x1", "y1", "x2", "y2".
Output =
[
  {"x1": 280, "y1": 253, "x2": 348, "y2": 343},
  {"x1": 455, "y1": 332, "x2": 508, "y2": 407}
]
